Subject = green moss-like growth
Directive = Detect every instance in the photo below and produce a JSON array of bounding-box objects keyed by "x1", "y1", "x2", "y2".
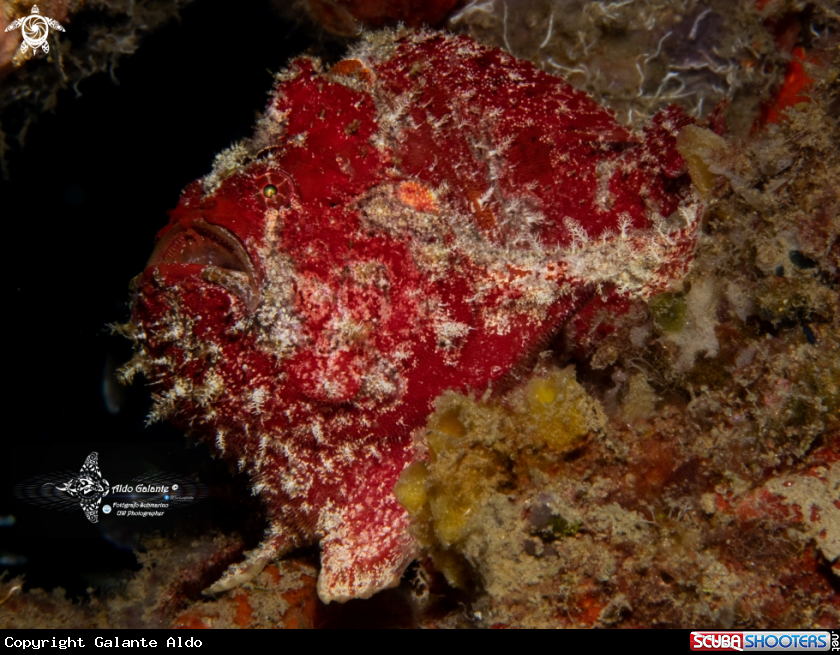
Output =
[
  {"x1": 548, "y1": 515, "x2": 582, "y2": 538},
  {"x1": 649, "y1": 292, "x2": 687, "y2": 334}
]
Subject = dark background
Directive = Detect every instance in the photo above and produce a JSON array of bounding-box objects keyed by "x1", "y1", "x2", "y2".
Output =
[{"x1": 0, "y1": 0, "x2": 329, "y2": 597}]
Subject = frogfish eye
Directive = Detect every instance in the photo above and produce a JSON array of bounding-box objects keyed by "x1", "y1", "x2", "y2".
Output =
[{"x1": 257, "y1": 169, "x2": 296, "y2": 207}]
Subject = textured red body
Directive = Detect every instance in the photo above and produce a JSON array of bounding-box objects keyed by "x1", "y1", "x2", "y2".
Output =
[{"x1": 125, "y1": 31, "x2": 701, "y2": 602}]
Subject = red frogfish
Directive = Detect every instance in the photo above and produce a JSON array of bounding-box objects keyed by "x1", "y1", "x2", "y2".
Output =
[{"x1": 122, "y1": 30, "x2": 701, "y2": 602}]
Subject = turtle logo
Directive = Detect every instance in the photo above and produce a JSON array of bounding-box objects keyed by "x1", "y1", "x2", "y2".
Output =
[
  {"x1": 4, "y1": 5, "x2": 65, "y2": 55},
  {"x1": 48, "y1": 452, "x2": 111, "y2": 523}
]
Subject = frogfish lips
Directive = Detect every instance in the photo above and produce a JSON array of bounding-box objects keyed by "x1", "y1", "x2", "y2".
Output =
[{"x1": 146, "y1": 219, "x2": 262, "y2": 313}]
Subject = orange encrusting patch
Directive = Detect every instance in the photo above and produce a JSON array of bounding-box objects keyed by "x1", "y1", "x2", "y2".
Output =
[
  {"x1": 465, "y1": 186, "x2": 498, "y2": 236},
  {"x1": 172, "y1": 611, "x2": 211, "y2": 629},
  {"x1": 330, "y1": 59, "x2": 374, "y2": 85},
  {"x1": 397, "y1": 181, "x2": 439, "y2": 213},
  {"x1": 265, "y1": 564, "x2": 282, "y2": 584},
  {"x1": 233, "y1": 592, "x2": 253, "y2": 628},
  {"x1": 762, "y1": 47, "x2": 814, "y2": 125},
  {"x1": 576, "y1": 594, "x2": 606, "y2": 626},
  {"x1": 281, "y1": 574, "x2": 319, "y2": 629}
]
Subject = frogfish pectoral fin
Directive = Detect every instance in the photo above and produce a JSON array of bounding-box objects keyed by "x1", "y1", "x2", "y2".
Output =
[
  {"x1": 316, "y1": 494, "x2": 417, "y2": 603},
  {"x1": 203, "y1": 530, "x2": 294, "y2": 596}
]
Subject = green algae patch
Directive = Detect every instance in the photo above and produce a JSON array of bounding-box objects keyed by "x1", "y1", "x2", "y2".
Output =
[
  {"x1": 649, "y1": 292, "x2": 687, "y2": 334},
  {"x1": 548, "y1": 515, "x2": 582, "y2": 538}
]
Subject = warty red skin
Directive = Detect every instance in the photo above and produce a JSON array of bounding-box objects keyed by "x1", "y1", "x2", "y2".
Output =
[{"x1": 127, "y1": 31, "x2": 701, "y2": 602}]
